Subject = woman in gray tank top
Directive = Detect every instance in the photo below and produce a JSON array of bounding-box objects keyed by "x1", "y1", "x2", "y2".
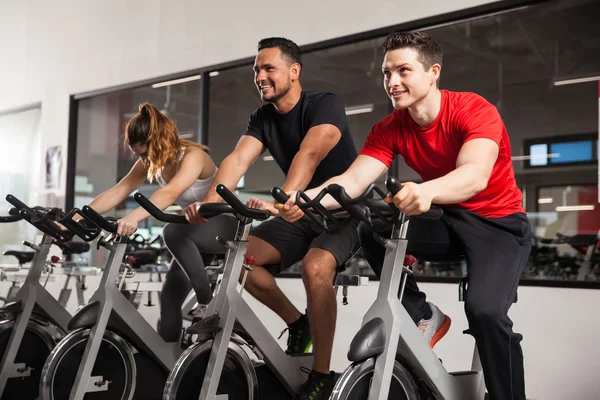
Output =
[{"x1": 83, "y1": 102, "x2": 237, "y2": 343}]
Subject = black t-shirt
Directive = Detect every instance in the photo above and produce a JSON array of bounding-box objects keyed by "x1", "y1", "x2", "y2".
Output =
[{"x1": 244, "y1": 90, "x2": 358, "y2": 189}]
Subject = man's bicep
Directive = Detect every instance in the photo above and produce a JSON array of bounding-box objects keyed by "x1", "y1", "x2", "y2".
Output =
[
  {"x1": 232, "y1": 135, "x2": 266, "y2": 168},
  {"x1": 300, "y1": 124, "x2": 341, "y2": 159},
  {"x1": 457, "y1": 138, "x2": 499, "y2": 176}
]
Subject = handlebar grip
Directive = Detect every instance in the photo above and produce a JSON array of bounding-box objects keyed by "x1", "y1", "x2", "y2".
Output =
[
  {"x1": 385, "y1": 177, "x2": 402, "y2": 196},
  {"x1": 133, "y1": 193, "x2": 187, "y2": 224},
  {"x1": 216, "y1": 184, "x2": 270, "y2": 221},
  {"x1": 81, "y1": 206, "x2": 118, "y2": 233},
  {"x1": 0, "y1": 207, "x2": 25, "y2": 223},
  {"x1": 196, "y1": 203, "x2": 238, "y2": 219},
  {"x1": 271, "y1": 187, "x2": 290, "y2": 204},
  {"x1": 5, "y1": 195, "x2": 31, "y2": 212},
  {"x1": 0, "y1": 215, "x2": 22, "y2": 223},
  {"x1": 0, "y1": 207, "x2": 22, "y2": 223}
]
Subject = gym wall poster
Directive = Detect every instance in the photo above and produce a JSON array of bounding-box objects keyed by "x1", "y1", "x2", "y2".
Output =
[{"x1": 45, "y1": 145, "x2": 62, "y2": 189}]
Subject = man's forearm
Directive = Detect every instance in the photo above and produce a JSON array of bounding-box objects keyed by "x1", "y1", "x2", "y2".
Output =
[
  {"x1": 421, "y1": 163, "x2": 489, "y2": 204},
  {"x1": 203, "y1": 155, "x2": 248, "y2": 203},
  {"x1": 281, "y1": 150, "x2": 319, "y2": 193}
]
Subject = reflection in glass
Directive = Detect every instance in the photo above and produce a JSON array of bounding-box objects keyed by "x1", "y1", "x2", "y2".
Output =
[{"x1": 527, "y1": 185, "x2": 599, "y2": 281}]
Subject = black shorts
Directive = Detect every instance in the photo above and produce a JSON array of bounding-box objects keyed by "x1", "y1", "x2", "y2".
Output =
[{"x1": 250, "y1": 216, "x2": 359, "y2": 275}]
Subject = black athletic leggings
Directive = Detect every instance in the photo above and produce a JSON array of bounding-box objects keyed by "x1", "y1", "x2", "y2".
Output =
[
  {"x1": 358, "y1": 207, "x2": 532, "y2": 400},
  {"x1": 159, "y1": 215, "x2": 238, "y2": 342}
]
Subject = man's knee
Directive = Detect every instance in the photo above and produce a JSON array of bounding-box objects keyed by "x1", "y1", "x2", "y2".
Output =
[
  {"x1": 238, "y1": 265, "x2": 265, "y2": 284},
  {"x1": 301, "y1": 249, "x2": 337, "y2": 287}
]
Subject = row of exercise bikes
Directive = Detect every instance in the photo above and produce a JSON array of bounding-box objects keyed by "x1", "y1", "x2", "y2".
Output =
[{"x1": 0, "y1": 178, "x2": 491, "y2": 399}]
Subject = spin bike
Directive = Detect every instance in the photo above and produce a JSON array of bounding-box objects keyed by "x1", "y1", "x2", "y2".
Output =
[
  {"x1": 0, "y1": 196, "x2": 76, "y2": 400},
  {"x1": 134, "y1": 185, "x2": 368, "y2": 400},
  {"x1": 298, "y1": 178, "x2": 486, "y2": 400},
  {"x1": 38, "y1": 204, "x2": 179, "y2": 400}
]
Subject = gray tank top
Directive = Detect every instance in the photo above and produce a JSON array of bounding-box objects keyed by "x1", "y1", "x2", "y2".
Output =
[{"x1": 156, "y1": 150, "x2": 216, "y2": 209}]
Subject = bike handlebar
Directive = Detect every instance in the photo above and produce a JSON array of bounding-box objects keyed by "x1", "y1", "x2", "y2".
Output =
[
  {"x1": 5, "y1": 195, "x2": 74, "y2": 242},
  {"x1": 134, "y1": 187, "x2": 270, "y2": 224},
  {"x1": 215, "y1": 184, "x2": 270, "y2": 221},
  {"x1": 81, "y1": 205, "x2": 119, "y2": 234},
  {"x1": 385, "y1": 177, "x2": 443, "y2": 220},
  {"x1": 0, "y1": 208, "x2": 22, "y2": 223},
  {"x1": 272, "y1": 177, "x2": 442, "y2": 232},
  {"x1": 134, "y1": 192, "x2": 239, "y2": 223}
]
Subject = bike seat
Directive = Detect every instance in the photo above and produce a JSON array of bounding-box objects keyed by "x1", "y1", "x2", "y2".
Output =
[
  {"x1": 126, "y1": 249, "x2": 159, "y2": 268},
  {"x1": 58, "y1": 241, "x2": 90, "y2": 255},
  {"x1": 0, "y1": 300, "x2": 23, "y2": 314},
  {"x1": 3, "y1": 250, "x2": 35, "y2": 265}
]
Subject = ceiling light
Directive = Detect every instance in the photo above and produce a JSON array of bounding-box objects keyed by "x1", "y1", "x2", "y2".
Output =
[
  {"x1": 345, "y1": 104, "x2": 374, "y2": 116},
  {"x1": 179, "y1": 131, "x2": 194, "y2": 139},
  {"x1": 263, "y1": 155, "x2": 274, "y2": 161},
  {"x1": 555, "y1": 205, "x2": 595, "y2": 212},
  {"x1": 152, "y1": 75, "x2": 201, "y2": 88},
  {"x1": 511, "y1": 153, "x2": 559, "y2": 161},
  {"x1": 537, "y1": 198, "x2": 553, "y2": 204},
  {"x1": 552, "y1": 74, "x2": 600, "y2": 86},
  {"x1": 209, "y1": 71, "x2": 220, "y2": 77}
]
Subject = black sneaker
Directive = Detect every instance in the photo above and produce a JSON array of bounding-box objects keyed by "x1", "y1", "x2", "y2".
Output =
[
  {"x1": 294, "y1": 370, "x2": 335, "y2": 400},
  {"x1": 279, "y1": 313, "x2": 312, "y2": 354}
]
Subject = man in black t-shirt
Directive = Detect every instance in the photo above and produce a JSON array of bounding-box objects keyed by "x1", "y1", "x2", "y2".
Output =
[{"x1": 186, "y1": 37, "x2": 357, "y2": 399}]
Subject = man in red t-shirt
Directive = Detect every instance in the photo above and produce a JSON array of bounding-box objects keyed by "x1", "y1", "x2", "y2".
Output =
[{"x1": 277, "y1": 31, "x2": 532, "y2": 400}]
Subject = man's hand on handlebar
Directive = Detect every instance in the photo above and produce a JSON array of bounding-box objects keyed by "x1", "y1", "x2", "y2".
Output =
[
  {"x1": 246, "y1": 197, "x2": 279, "y2": 216},
  {"x1": 386, "y1": 182, "x2": 434, "y2": 216},
  {"x1": 184, "y1": 202, "x2": 208, "y2": 224},
  {"x1": 273, "y1": 191, "x2": 304, "y2": 223},
  {"x1": 116, "y1": 214, "x2": 139, "y2": 236}
]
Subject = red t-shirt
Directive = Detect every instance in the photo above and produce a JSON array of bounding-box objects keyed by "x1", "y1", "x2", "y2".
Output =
[{"x1": 360, "y1": 90, "x2": 524, "y2": 218}]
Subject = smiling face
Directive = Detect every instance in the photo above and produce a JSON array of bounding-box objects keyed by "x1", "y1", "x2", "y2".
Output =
[
  {"x1": 253, "y1": 47, "x2": 300, "y2": 104},
  {"x1": 382, "y1": 47, "x2": 440, "y2": 110}
]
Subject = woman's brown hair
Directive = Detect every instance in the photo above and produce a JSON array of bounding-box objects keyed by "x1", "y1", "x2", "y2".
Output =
[{"x1": 124, "y1": 102, "x2": 208, "y2": 182}]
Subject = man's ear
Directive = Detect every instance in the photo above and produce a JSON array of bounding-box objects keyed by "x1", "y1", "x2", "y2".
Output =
[
  {"x1": 430, "y1": 63, "x2": 441, "y2": 85},
  {"x1": 290, "y1": 63, "x2": 301, "y2": 81}
]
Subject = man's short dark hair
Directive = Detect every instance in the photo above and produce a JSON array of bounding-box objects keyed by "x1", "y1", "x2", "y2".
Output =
[
  {"x1": 258, "y1": 37, "x2": 302, "y2": 67},
  {"x1": 382, "y1": 31, "x2": 443, "y2": 69}
]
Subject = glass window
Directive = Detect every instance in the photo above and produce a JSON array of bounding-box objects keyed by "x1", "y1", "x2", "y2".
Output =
[
  {"x1": 411, "y1": 0, "x2": 600, "y2": 282},
  {"x1": 0, "y1": 106, "x2": 42, "y2": 264},
  {"x1": 205, "y1": 0, "x2": 600, "y2": 283},
  {"x1": 528, "y1": 185, "x2": 599, "y2": 281}
]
